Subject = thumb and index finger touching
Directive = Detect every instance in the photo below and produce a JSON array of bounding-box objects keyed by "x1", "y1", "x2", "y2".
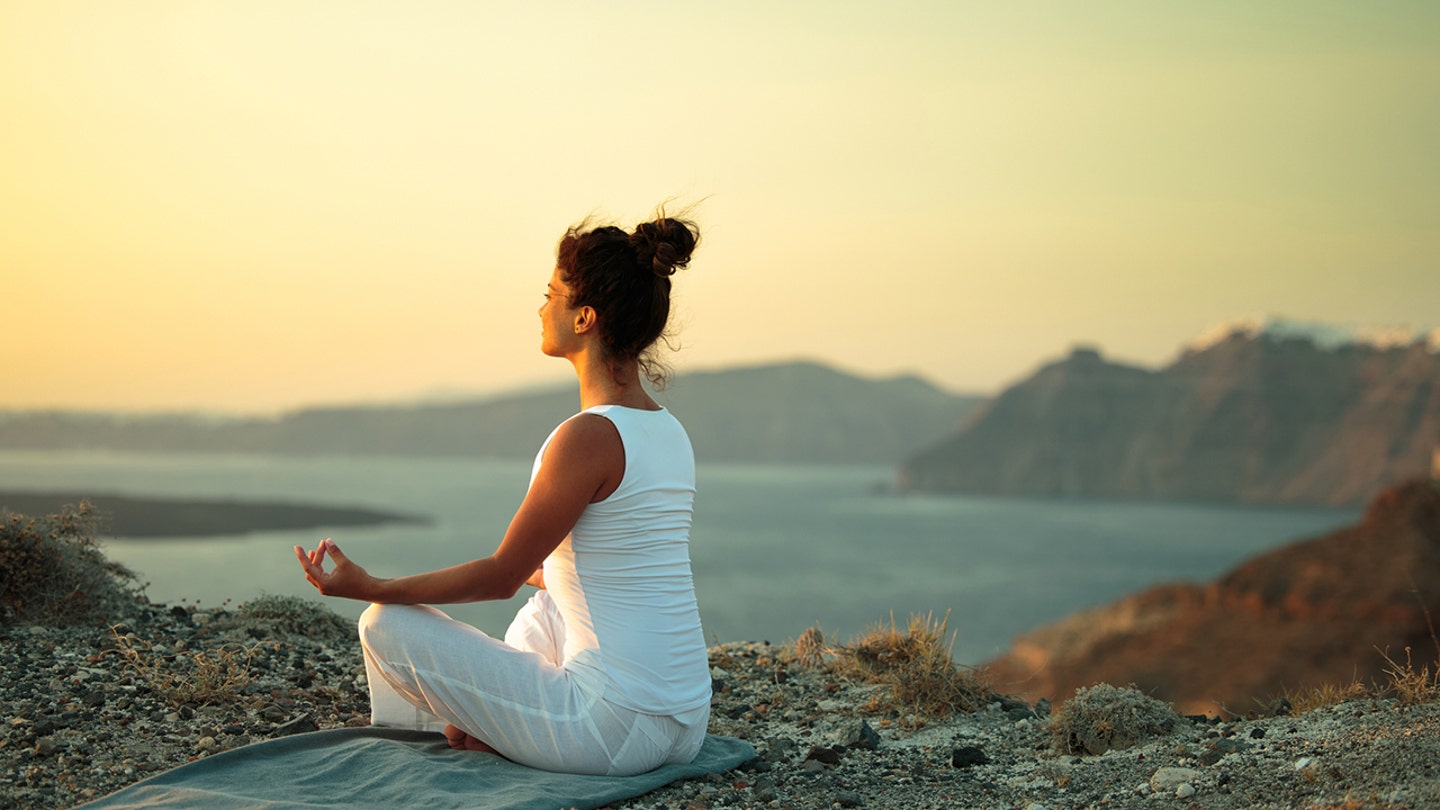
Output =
[{"x1": 294, "y1": 537, "x2": 347, "y2": 575}]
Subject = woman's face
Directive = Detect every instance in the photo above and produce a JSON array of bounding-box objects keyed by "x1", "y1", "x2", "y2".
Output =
[{"x1": 538, "y1": 267, "x2": 578, "y2": 357}]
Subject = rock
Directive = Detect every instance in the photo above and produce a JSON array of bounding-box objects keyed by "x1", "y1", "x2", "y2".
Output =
[
  {"x1": 832, "y1": 718, "x2": 881, "y2": 751},
  {"x1": 951, "y1": 746, "x2": 989, "y2": 768},
  {"x1": 1150, "y1": 767, "x2": 1201, "y2": 793},
  {"x1": 835, "y1": 789, "x2": 863, "y2": 807},
  {"x1": 274, "y1": 714, "x2": 319, "y2": 737},
  {"x1": 1176, "y1": 783, "x2": 1197, "y2": 798},
  {"x1": 803, "y1": 746, "x2": 841, "y2": 766},
  {"x1": 1212, "y1": 737, "x2": 1253, "y2": 755},
  {"x1": 34, "y1": 737, "x2": 58, "y2": 756}
]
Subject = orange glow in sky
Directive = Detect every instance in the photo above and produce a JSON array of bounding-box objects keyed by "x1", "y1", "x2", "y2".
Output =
[{"x1": 3, "y1": 1, "x2": 1436, "y2": 412}]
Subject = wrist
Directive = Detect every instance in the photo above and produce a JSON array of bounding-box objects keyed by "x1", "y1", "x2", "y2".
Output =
[{"x1": 362, "y1": 576, "x2": 392, "y2": 603}]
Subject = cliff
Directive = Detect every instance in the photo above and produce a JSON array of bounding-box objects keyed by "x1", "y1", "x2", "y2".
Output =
[
  {"x1": 983, "y1": 479, "x2": 1440, "y2": 716},
  {"x1": 900, "y1": 324, "x2": 1440, "y2": 506}
]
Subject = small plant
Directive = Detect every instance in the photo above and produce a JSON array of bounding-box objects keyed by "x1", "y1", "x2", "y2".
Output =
[
  {"x1": 829, "y1": 611, "x2": 989, "y2": 724},
  {"x1": 792, "y1": 625, "x2": 827, "y2": 668},
  {"x1": 1272, "y1": 679, "x2": 1371, "y2": 715},
  {"x1": 1050, "y1": 683, "x2": 1180, "y2": 755},
  {"x1": 1378, "y1": 646, "x2": 1440, "y2": 705},
  {"x1": 227, "y1": 593, "x2": 355, "y2": 644},
  {"x1": 111, "y1": 631, "x2": 269, "y2": 706},
  {"x1": 0, "y1": 503, "x2": 143, "y2": 627}
]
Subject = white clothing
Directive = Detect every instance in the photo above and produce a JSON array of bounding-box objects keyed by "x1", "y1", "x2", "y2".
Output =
[
  {"x1": 360, "y1": 598, "x2": 707, "y2": 776},
  {"x1": 538, "y1": 405, "x2": 711, "y2": 715},
  {"x1": 359, "y1": 406, "x2": 711, "y2": 776}
]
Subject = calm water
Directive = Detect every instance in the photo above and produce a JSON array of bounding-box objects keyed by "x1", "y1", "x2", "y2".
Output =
[{"x1": 0, "y1": 451, "x2": 1357, "y2": 663}]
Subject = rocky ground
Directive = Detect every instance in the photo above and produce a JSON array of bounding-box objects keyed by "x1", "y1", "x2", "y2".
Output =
[{"x1": 3, "y1": 599, "x2": 1439, "y2": 810}]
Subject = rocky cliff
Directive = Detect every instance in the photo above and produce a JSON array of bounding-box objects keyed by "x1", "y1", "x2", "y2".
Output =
[
  {"x1": 899, "y1": 323, "x2": 1440, "y2": 506},
  {"x1": 983, "y1": 479, "x2": 1440, "y2": 716}
]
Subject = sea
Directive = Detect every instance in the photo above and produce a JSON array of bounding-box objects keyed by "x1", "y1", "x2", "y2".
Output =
[{"x1": 0, "y1": 450, "x2": 1358, "y2": 664}]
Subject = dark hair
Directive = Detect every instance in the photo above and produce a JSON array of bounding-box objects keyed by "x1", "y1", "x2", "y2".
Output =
[{"x1": 556, "y1": 213, "x2": 699, "y2": 388}]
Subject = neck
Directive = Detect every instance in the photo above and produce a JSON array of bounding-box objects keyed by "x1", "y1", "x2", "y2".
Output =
[{"x1": 569, "y1": 349, "x2": 658, "y2": 411}]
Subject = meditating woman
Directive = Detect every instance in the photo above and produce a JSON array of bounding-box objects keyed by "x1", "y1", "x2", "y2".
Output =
[{"x1": 294, "y1": 213, "x2": 710, "y2": 776}]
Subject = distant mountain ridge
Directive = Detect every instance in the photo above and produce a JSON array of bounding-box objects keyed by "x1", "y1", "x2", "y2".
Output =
[
  {"x1": 899, "y1": 322, "x2": 1440, "y2": 506},
  {"x1": 0, "y1": 361, "x2": 981, "y2": 466}
]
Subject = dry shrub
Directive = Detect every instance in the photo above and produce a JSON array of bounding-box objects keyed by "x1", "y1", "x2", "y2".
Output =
[
  {"x1": 1379, "y1": 646, "x2": 1440, "y2": 705},
  {"x1": 227, "y1": 593, "x2": 355, "y2": 644},
  {"x1": 824, "y1": 612, "x2": 989, "y2": 725},
  {"x1": 792, "y1": 625, "x2": 827, "y2": 668},
  {"x1": 0, "y1": 503, "x2": 143, "y2": 627},
  {"x1": 1050, "y1": 683, "x2": 1180, "y2": 755},
  {"x1": 111, "y1": 631, "x2": 270, "y2": 706}
]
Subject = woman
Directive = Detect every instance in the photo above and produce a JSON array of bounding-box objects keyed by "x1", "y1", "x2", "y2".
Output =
[{"x1": 294, "y1": 213, "x2": 710, "y2": 776}]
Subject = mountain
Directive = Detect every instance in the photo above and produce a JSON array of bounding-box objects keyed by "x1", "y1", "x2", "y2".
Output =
[
  {"x1": 899, "y1": 319, "x2": 1440, "y2": 506},
  {"x1": 0, "y1": 361, "x2": 981, "y2": 466},
  {"x1": 982, "y1": 478, "x2": 1440, "y2": 716}
]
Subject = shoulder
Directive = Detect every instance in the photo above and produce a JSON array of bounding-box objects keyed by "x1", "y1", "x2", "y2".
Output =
[{"x1": 544, "y1": 413, "x2": 622, "y2": 461}]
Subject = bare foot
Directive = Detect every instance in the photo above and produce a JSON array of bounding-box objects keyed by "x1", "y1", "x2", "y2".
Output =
[{"x1": 443, "y1": 723, "x2": 502, "y2": 755}]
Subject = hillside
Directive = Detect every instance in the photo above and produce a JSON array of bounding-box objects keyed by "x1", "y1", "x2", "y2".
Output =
[
  {"x1": 0, "y1": 361, "x2": 981, "y2": 466},
  {"x1": 899, "y1": 322, "x2": 1440, "y2": 506},
  {"x1": 983, "y1": 478, "x2": 1440, "y2": 716}
]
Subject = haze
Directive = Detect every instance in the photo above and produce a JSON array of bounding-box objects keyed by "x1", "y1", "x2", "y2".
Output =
[{"x1": 3, "y1": 1, "x2": 1436, "y2": 413}]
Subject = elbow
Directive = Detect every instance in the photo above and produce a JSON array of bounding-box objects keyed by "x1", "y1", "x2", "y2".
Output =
[
  {"x1": 473, "y1": 572, "x2": 525, "y2": 602},
  {"x1": 496, "y1": 579, "x2": 524, "y2": 601}
]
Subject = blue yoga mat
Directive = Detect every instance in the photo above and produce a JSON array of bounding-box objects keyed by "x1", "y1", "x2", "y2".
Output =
[{"x1": 79, "y1": 727, "x2": 756, "y2": 810}]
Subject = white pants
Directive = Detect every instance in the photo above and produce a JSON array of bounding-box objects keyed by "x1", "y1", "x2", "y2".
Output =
[{"x1": 358, "y1": 592, "x2": 709, "y2": 776}]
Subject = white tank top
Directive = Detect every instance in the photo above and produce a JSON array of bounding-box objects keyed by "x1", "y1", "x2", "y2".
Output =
[{"x1": 533, "y1": 405, "x2": 711, "y2": 715}]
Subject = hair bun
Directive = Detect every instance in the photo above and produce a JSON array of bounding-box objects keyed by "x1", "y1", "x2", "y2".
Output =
[{"x1": 630, "y1": 218, "x2": 698, "y2": 278}]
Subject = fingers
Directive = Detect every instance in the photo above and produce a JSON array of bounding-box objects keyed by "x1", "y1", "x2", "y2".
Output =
[
  {"x1": 295, "y1": 544, "x2": 325, "y2": 593},
  {"x1": 323, "y1": 538, "x2": 350, "y2": 564}
]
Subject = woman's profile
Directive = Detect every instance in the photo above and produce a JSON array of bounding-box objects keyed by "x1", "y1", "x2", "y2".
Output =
[{"x1": 294, "y1": 210, "x2": 710, "y2": 776}]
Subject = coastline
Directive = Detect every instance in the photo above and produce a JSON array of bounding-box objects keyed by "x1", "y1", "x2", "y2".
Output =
[
  {"x1": 4, "y1": 595, "x2": 1438, "y2": 809},
  {"x1": 0, "y1": 491, "x2": 426, "y2": 538}
]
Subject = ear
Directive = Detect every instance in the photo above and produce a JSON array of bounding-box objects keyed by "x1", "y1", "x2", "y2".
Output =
[{"x1": 573, "y1": 306, "x2": 598, "y2": 334}]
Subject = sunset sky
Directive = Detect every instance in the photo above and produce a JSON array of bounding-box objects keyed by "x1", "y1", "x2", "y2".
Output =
[{"x1": 3, "y1": 1, "x2": 1436, "y2": 413}]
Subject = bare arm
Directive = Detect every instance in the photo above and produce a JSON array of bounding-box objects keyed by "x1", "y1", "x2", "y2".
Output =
[{"x1": 295, "y1": 414, "x2": 618, "y2": 604}]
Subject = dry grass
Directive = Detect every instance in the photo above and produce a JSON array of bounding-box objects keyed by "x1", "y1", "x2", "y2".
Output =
[
  {"x1": 1260, "y1": 622, "x2": 1439, "y2": 715},
  {"x1": 1273, "y1": 679, "x2": 1372, "y2": 715},
  {"x1": 1379, "y1": 646, "x2": 1440, "y2": 705},
  {"x1": 792, "y1": 611, "x2": 989, "y2": 726},
  {"x1": 792, "y1": 625, "x2": 826, "y2": 668},
  {"x1": 110, "y1": 631, "x2": 271, "y2": 707}
]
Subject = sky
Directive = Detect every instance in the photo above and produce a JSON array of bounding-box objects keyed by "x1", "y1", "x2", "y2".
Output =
[{"x1": 3, "y1": 1, "x2": 1437, "y2": 413}]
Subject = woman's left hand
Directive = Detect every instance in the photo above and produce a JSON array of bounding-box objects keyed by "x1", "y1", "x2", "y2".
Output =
[{"x1": 294, "y1": 538, "x2": 380, "y2": 601}]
